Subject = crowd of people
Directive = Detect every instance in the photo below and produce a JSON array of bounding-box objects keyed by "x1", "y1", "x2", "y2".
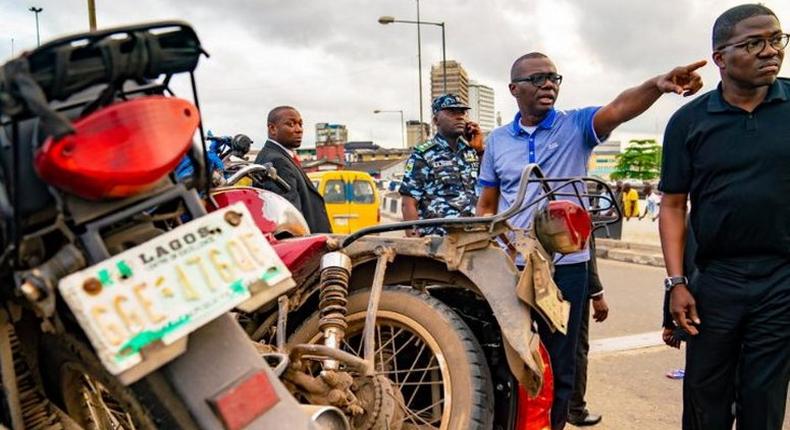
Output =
[{"x1": 256, "y1": 4, "x2": 788, "y2": 430}]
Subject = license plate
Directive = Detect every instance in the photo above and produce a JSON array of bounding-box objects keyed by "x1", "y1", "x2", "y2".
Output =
[{"x1": 58, "y1": 203, "x2": 291, "y2": 375}]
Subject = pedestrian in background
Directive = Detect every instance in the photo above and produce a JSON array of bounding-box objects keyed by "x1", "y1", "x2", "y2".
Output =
[
  {"x1": 622, "y1": 183, "x2": 640, "y2": 221},
  {"x1": 640, "y1": 184, "x2": 662, "y2": 222},
  {"x1": 253, "y1": 106, "x2": 331, "y2": 233},
  {"x1": 399, "y1": 94, "x2": 481, "y2": 237},
  {"x1": 658, "y1": 4, "x2": 790, "y2": 429}
]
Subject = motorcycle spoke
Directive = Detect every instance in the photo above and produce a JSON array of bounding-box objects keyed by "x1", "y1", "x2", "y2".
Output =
[
  {"x1": 379, "y1": 331, "x2": 418, "y2": 369},
  {"x1": 378, "y1": 365, "x2": 441, "y2": 376},
  {"x1": 373, "y1": 326, "x2": 405, "y2": 360},
  {"x1": 389, "y1": 325, "x2": 400, "y2": 385},
  {"x1": 394, "y1": 394, "x2": 436, "y2": 428},
  {"x1": 402, "y1": 344, "x2": 430, "y2": 409},
  {"x1": 409, "y1": 397, "x2": 445, "y2": 423}
]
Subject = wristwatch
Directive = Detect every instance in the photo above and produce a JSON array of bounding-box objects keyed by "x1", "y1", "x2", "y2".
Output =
[{"x1": 664, "y1": 276, "x2": 688, "y2": 292}]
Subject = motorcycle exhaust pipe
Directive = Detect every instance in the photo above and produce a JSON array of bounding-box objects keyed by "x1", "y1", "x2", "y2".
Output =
[{"x1": 301, "y1": 405, "x2": 350, "y2": 430}]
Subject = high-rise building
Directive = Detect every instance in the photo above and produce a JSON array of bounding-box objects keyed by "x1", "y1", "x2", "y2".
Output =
[
  {"x1": 468, "y1": 80, "x2": 496, "y2": 133},
  {"x1": 431, "y1": 60, "x2": 469, "y2": 104},
  {"x1": 405, "y1": 120, "x2": 430, "y2": 148}
]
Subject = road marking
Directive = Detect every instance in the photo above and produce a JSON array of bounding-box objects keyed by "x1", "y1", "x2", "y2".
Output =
[{"x1": 590, "y1": 331, "x2": 664, "y2": 355}]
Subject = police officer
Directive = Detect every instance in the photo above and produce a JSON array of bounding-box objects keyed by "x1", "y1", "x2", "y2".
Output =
[{"x1": 399, "y1": 94, "x2": 481, "y2": 236}]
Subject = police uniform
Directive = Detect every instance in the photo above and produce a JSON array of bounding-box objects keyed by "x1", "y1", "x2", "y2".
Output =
[{"x1": 399, "y1": 94, "x2": 480, "y2": 236}]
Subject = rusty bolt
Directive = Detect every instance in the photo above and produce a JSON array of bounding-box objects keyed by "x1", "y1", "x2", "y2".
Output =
[
  {"x1": 83, "y1": 278, "x2": 102, "y2": 295},
  {"x1": 224, "y1": 210, "x2": 243, "y2": 227}
]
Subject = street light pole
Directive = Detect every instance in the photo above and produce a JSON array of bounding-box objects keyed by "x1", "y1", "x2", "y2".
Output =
[
  {"x1": 440, "y1": 23, "x2": 446, "y2": 93},
  {"x1": 87, "y1": 0, "x2": 97, "y2": 31},
  {"x1": 373, "y1": 110, "x2": 406, "y2": 149},
  {"x1": 29, "y1": 7, "x2": 43, "y2": 47},
  {"x1": 415, "y1": 0, "x2": 424, "y2": 140}
]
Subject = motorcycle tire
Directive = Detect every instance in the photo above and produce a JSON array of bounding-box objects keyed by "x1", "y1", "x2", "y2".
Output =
[
  {"x1": 38, "y1": 333, "x2": 158, "y2": 430},
  {"x1": 290, "y1": 285, "x2": 494, "y2": 429}
]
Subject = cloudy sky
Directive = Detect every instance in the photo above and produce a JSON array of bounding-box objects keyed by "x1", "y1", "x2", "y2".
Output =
[{"x1": 1, "y1": 0, "x2": 788, "y2": 148}]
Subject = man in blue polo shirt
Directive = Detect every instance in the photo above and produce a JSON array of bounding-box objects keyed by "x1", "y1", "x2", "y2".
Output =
[{"x1": 476, "y1": 52, "x2": 705, "y2": 430}]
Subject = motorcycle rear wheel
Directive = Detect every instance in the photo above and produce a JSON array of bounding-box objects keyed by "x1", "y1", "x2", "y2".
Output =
[
  {"x1": 290, "y1": 285, "x2": 494, "y2": 429},
  {"x1": 39, "y1": 333, "x2": 157, "y2": 430}
]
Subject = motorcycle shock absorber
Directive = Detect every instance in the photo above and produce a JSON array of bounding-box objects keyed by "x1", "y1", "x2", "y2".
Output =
[{"x1": 318, "y1": 252, "x2": 352, "y2": 370}]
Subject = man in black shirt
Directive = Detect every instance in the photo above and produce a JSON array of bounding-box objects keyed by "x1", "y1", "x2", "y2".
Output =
[{"x1": 658, "y1": 4, "x2": 790, "y2": 429}]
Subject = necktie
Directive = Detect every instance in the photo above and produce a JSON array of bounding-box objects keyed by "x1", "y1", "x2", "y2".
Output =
[{"x1": 292, "y1": 153, "x2": 302, "y2": 168}]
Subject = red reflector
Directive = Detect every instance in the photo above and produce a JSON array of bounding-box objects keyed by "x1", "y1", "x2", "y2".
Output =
[
  {"x1": 209, "y1": 370, "x2": 280, "y2": 430},
  {"x1": 515, "y1": 342, "x2": 553, "y2": 430},
  {"x1": 535, "y1": 200, "x2": 592, "y2": 255},
  {"x1": 34, "y1": 96, "x2": 199, "y2": 200}
]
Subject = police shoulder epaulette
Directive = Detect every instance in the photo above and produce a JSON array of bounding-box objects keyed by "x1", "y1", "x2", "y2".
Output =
[{"x1": 414, "y1": 140, "x2": 436, "y2": 153}]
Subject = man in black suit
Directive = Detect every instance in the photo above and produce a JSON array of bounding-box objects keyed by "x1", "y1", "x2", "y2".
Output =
[{"x1": 253, "y1": 106, "x2": 332, "y2": 233}]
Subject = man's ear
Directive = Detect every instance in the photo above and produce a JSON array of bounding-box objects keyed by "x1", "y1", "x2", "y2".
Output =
[
  {"x1": 712, "y1": 51, "x2": 726, "y2": 69},
  {"x1": 432, "y1": 114, "x2": 438, "y2": 126},
  {"x1": 509, "y1": 83, "x2": 517, "y2": 97},
  {"x1": 267, "y1": 123, "x2": 275, "y2": 138}
]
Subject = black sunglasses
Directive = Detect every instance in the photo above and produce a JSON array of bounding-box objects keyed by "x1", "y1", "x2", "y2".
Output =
[{"x1": 511, "y1": 72, "x2": 563, "y2": 87}]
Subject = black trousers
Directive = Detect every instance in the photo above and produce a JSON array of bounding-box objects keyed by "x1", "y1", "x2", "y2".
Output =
[
  {"x1": 568, "y1": 298, "x2": 590, "y2": 418},
  {"x1": 683, "y1": 257, "x2": 790, "y2": 430},
  {"x1": 536, "y1": 262, "x2": 588, "y2": 430}
]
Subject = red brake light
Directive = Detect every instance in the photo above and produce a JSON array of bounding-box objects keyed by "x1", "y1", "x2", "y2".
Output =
[
  {"x1": 209, "y1": 370, "x2": 280, "y2": 430},
  {"x1": 535, "y1": 200, "x2": 592, "y2": 255},
  {"x1": 515, "y1": 342, "x2": 553, "y2": 430},
  {"x1": 34, "y1": 96, "x2": 199, "y2": 200}
]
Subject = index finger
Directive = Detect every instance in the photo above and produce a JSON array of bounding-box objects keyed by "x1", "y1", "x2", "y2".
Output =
[{"x1": 683, "y1": 59, "x2": 708, "y2": 72}]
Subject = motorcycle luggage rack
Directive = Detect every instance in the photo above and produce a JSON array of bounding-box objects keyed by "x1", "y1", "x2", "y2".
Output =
[
  {"x1": 0, "y1": 21, "x2": 213, "y2": 265},
  {"x1": 341, "y1": 164, "x2": 622, "y2": 248}
]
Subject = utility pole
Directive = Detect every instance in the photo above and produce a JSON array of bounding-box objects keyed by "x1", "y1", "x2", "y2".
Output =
[
  {"x1": 87, "y1": 0, "x2": 97, "y2": 30},
  {"x1": 10, "y1": 38, "x2": 14, "y2": 57},
  {"x1": 29, "y1": 7, "x2": 43, "y2": 47}
]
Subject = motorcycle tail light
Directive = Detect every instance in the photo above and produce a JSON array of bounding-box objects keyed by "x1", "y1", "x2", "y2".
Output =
[
  {"x1": 34, "y1": 96, "x2": 199, "y2": 200},
  {"x1": 535, "y1": 200, "x2": 592, "y2": 255},
  {"x1": 515, "y1": 342, "x2": 553, "y2": 430},
  {"x1": 209, "y1": 370, "x2": 280, "y2": 430}
]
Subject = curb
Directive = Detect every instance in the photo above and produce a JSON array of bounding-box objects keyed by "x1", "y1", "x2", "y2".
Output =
[{"x1": 596, "y1": 239, "x2": 664, "y2": 267}]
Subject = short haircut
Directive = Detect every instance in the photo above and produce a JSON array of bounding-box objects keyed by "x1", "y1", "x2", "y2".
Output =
[
  {"x1": 267, "y1": 106, "x2": 297, "y2": 125},
  {"x1": 510, "y1": 52, "x2": 549, "y2": 81},
  {"x1": 712, "y1": 4, "x2": 777, "y2": 49}
]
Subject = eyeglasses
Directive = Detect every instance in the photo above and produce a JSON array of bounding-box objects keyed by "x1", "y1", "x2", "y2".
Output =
[
  {"x1": 511, "y1": 72, "x2": 563, "y2": 87},
  {"x1": 717, "y1": 33, "x2": 789, "y2": 54}
]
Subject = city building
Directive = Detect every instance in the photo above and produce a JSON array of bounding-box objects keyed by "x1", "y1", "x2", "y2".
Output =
[
  {"x1": 315, "y1": 123, "x2": 347, "y2": 166},
  {"x1": 405, "y1": 121, "x2": 430, "y2": 147},
  {"x1": 431, "y1": 60, "x2": 469, "y2": 104},
  {"x1": 315, "y1": 123, "x2": 348, "y2": 145},
  {"x1": 468, "y1": 80, "x2": 496, "y2": 133}
]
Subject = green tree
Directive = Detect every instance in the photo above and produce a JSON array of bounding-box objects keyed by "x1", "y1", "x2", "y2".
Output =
[{"x1": 610, "y1": 139, "x2": 662, "y2": 181}]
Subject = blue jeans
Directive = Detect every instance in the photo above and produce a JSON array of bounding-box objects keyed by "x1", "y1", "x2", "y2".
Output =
[{"x1": 536, "y1": 262, "x2": 588, "y2": 430}]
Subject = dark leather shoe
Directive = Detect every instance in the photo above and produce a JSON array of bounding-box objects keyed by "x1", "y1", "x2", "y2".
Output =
[{"x1": 567, "y1": 411, "x2": 602, "y2": 426}]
